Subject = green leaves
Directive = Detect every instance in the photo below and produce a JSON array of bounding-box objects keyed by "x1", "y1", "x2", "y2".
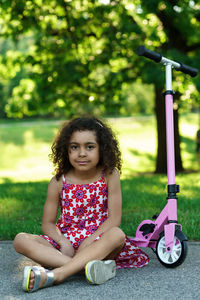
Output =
[{"x1": 0, "y1": 0, "x2": 199, "y2": 118}]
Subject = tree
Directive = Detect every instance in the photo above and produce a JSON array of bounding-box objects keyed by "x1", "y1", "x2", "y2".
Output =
[
  {"x1": 0, "y1": 0, "x2": 143, "y2": 118},
  {"x1": 119, "y1": 0, "x2": 200, "y2": 173},
  {"x1": 131, "y1": 1, "x2": 200, "y2": 172}
]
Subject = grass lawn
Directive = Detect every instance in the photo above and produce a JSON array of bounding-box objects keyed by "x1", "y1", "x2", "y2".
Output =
[{"x1": 0, "y1": 115, "x2": 199, "y2": 240}]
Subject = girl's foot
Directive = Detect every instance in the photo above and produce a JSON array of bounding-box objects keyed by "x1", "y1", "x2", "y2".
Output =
[
  {"x1": 22, "y1": 266, "x2": 54, "y2": 292},
  {"x1": 85, "y1": 260, "x2": 116, "y2": 285}
]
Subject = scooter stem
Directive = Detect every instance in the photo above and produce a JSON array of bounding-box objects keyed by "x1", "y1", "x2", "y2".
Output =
[
  {"x1": 165, "y1": 64, "x2": 176, "y2": 185},
  {"x1": 166, "y1": 63, "x2": 172, "y2": 91}
]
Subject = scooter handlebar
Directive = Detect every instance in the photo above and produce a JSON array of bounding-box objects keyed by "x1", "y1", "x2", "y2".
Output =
[
  {"x1": 137, "y1": 46, "x2": 198, "y2": 77},
  {"x1": 137, "y1": 46, "x2": 162, "y2": 63},
  {"x1": 175, "y1": 62, "x2": 198, "y2": 77}
]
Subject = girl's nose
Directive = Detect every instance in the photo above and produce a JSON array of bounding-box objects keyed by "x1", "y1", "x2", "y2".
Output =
[{"x1": 79, "y1": 147, "x2": 86, "y2": 156}]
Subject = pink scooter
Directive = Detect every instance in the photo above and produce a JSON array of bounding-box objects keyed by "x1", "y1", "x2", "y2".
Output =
[{"x1": 133, "y1": 46, "x2": 198, "y2": 268}]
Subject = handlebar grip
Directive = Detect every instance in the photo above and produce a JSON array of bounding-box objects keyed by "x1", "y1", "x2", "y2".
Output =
[
  {"x1": 176, "y1": 62, "x2": 198, "y2": 77},
  {"x1": 137, "y1": 46, "x2": 162, "y2": 63},
  {"x1": 137, "y1": 46, "x2": 198, "y2": 78}
]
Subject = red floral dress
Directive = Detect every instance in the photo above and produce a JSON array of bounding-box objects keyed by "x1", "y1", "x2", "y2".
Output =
[{"x1": 41, "y1": 173, "x2": 149, "y2": 269}]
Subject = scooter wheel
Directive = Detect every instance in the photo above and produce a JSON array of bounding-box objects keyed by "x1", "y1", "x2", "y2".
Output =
[{"x1": 156, "y1": 235, "x2": 187, "y2": 268}]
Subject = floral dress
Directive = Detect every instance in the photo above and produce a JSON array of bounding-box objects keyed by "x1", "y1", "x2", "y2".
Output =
[{"x1": 41, "y1": 172, "x2": 149, "y2": 269}]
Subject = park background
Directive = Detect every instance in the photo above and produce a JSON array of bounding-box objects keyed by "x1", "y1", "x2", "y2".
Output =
[{"x1": 0, "y1": 0, "x2": 200, "y2": 241}]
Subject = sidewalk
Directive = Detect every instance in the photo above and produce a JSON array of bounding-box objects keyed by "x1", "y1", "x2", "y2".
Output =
[{"x1": 0, "y1": 241, "x2": 199, "y2": 300}]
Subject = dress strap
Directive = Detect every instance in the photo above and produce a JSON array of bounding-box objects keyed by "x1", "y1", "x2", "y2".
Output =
[
  {"x1": 62, "y1": 174, "x2": 66, "y2": 183},
  {"x1": 101, "y1": 170, "x2": 105, "y2": 179}
]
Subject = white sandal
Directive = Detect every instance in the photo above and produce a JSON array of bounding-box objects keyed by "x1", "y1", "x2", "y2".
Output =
[
  {"x1": 85, "y1": 260, "x2": 116, "y2": 285},
  {"x1": 22, "y1": 266, "x2": 54, "y2": 292}
]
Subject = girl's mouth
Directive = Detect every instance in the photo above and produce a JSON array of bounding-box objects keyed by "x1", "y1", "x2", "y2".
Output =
[{"x1": 77, "y1": 161, "x2": 89, "y2": 165}]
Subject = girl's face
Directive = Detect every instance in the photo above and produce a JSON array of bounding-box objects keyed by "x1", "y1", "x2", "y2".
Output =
[{"x1": 68, "y1": 130, "x2": 100, "y2": 172}]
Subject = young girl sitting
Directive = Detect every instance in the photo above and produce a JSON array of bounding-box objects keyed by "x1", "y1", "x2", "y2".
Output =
[{"x1": 14, "y1": 116, "x2": 149, "y2": 292}]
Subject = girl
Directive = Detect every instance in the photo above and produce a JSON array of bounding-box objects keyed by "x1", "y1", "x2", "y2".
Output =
[{"x1": 13, "y1": 116, "x2": 149, "y2": 292}]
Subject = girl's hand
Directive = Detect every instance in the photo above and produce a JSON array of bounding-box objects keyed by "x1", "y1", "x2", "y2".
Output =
[
  {"x1": 76, "y1": 235, "x2": 96, "y2": 253},
  {"x1": 59, "y1": 238, "x2": 75, "y2": 257}
]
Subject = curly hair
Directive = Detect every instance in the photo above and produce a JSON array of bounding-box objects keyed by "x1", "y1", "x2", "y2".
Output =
[{"x1": 50, "y1": 116, "x2": 122, "y2": 180}]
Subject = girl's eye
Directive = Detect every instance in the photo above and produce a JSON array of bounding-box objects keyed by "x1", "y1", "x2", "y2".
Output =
[
  {"x1": 87, "y1": 145, "x2": 94, "y2": 150},
  {"x1": 71, "y1": 145, "x2": 78, "y2": 150}
]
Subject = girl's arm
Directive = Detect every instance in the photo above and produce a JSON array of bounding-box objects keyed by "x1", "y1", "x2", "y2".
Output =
[
  {"x1": 77, "y1": 169, "x2": 122, "y2": 251},
  {"x1": 101, "y1": 168, "x2": 122, "y2": 228},
  {"x1": 42, "y1": 177, "x2": 72, "y2": 249}
]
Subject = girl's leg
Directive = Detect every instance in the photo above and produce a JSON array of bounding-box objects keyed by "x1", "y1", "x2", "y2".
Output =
[
  {"x1": 55, "y1": 226, "x2": 125, "y2": 282},
  {"x1": 13, "y1": 233, "x2": 73, "y2": 269},
  {"x1": 29, "y1": 226, "x2": 125, "y2": 290}
]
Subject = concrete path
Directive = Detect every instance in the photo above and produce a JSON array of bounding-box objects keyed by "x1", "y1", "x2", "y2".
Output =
[{"x1": 0, "y1": 241, "x2": 199, "y2": 300}]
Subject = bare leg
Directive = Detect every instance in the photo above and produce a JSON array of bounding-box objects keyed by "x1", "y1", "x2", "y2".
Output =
[
  {"x1": 53, "y1": 227, "x2": 125, "y2": 284},
  {"x1": 13, "y1": 233, "x2": 74, "y2": 269},
  {"x1": 21, "y1": 227, "x2": 125, "y2": 291}
]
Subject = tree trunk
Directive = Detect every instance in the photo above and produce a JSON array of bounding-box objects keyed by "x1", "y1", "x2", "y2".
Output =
[{"x1": 155, "y1": 86, "x2": 184, "y2": 174}]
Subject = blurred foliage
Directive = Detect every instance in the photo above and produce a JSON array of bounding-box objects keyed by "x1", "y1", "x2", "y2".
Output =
[{"x1": 0, "y1": 0, "x2": 200, "y2": 118}]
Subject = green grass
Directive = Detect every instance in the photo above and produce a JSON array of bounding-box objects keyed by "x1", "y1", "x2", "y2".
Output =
[
  {"x1": 0, "y1": 115, "x2": 199, "y2": 240},
  {"x1": 121, "y1": 172, "x2": 200, "y2": 240}
]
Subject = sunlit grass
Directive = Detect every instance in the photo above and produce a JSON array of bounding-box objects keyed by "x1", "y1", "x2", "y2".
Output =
[
  {"x1": 110, "y1": 114, "x2": 199, "y2": 176},
  {"x1": 0, "y1": 115, "x2": 199, "y2": 240},
  {"x1": 0, "y1": 121, "x2": 59, "y2": 181},
  {"x1": 0, "y1": 114, "x2": 199, "y2": 182}
]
